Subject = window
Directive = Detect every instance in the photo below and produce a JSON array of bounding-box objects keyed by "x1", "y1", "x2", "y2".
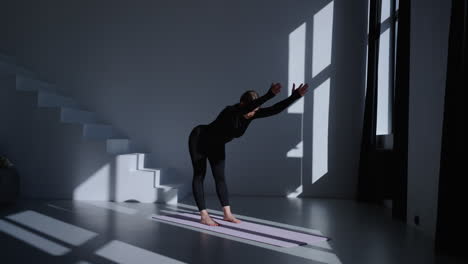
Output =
[
  {"x1": 376, "y1": 0, "x2": 399, "y2": 135},
  {"x1": 364, "y1": 0, "x2": 399, "y2": 149}
]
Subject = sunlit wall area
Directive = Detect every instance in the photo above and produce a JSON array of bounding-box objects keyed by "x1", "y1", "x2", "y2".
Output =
[
  {"x1": 288, "y1": 22, "x2": 306, "y2": 115},
  {"x1": 311, "y1": 2, "x2": 333, "y2": 184},
  {"x1": 312, "y1": 79, "x2": 331, "y2": 184},
  {"x1": 312, "y1": 2, "x2": 334, "y2": 78},
  {"x1": 305, "y1": 0, "x2": 368, "y2": 197}
]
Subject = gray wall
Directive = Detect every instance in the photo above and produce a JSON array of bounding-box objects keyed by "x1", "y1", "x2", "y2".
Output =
[
  {"x1": 1, "y1": 0, "x2": 368, "y2": 199},
  {"x1": 302, "y1": 0, "x2": 368, "y2": 198},
  {"x1": 407, "y1": 0, "x2": 451, "y2": 239}
]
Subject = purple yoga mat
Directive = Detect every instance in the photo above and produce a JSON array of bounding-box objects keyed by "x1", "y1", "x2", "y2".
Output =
[
  {"x1": 152, "y1": 214, "x2": 299, "y2": 247},
  {"x1": 177, "y1": 212, "x2": 328, "y2": 244},
  {"x1": 151, "y1": 212, "x2": 329, "y2": 248}
]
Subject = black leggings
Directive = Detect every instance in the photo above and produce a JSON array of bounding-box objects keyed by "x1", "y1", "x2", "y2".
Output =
[{"x1": 188, "y1": 125, "x2": 230, "y2": 211}]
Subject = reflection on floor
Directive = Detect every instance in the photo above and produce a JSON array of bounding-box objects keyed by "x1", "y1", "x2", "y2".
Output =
[{"x1": 0, "y1": 196, "x2": 463, "y2": 264}]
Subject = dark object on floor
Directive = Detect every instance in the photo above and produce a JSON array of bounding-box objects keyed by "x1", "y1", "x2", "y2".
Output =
[
  {"x1": 0, "y1": 156, "x2": 14, "y2": 168},
  {"x1": 0, "y1": 167, "x2": 20, "y2": 205}
]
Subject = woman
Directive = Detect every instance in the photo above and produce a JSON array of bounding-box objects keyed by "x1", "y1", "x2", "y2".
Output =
[{"x1": 188, "y1": 82, "x2": 309, "y2": 226}]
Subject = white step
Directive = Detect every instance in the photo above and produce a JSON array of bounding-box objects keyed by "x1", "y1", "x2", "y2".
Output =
[
  {"x1": 158, "y1": 168, "x2": 179, "y2": 185},
  {"x1": 83, "y1": 123, "x2": 116, "y2": 140},
  {"x1": 135, "y1": 153, "x2": 178, "y2": 185},
  {"x1": 135, "y1": 153, "x2": 159, "y2": 182},
  {"x1": 123, "y1": 154, "x2": 159, "y2": 186},
  {"x1": 112, "y1": 154, "x2": 178, "y2": 204},
  {"x1": 38, "y1": 91, "x2": 79, "y2": 108},
  {"x1": 113, "y1": 185, "x2": 178, "y2": 204},
  {"x1": 136, "y1": 153, "x2": 148, "y2": 170},
  {"x1": 106, "y1": 139, "x2": 132, "y2": 154},
  {"x1": 165, "y1": 183, "x2": 191, "y2": 201},
  {"x1": 154, "y1": 186, "x2": 178, "y2": 205},
  {"x1": 74, "y1": 153, "x2": 176, "y2": 203},
  {"x1": 119, "y1": 153, "x2": 182, "y2": 203},
  {"x1": 60, "y1": 107, "x2": 100, "y2": 124},
  {"x1": 16, "y1": 75, "x2": 55, "y2": 92}
]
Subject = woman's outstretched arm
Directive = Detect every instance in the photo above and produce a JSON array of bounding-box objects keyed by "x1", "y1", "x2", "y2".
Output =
[
  {"x1": 252, "y1": 83, "x2": 308, "y2": 119},
  {"x1": 235, "y1": 83, "x2": 280, "y2": 115}
]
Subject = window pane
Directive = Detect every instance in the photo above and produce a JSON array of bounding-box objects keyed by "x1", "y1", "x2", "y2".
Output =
[
  {"x1": 365, "y1": 44, "x2": 368, "y2": 96},
  {"x1": 394, "y1": 20, "x2": 398, "y2": 85},
  {"x1": 367, "y1": 0, "x2": 371, "y2": 34},
  {"x1": 377, "y1": 28, "x2": 391, "y2": 135},
  {"x1": 365, "y1": 0, "x2": 370, "y2": 95},
  {"x1": 381, "y1": 0, "x2": 391, "y2": 22}
]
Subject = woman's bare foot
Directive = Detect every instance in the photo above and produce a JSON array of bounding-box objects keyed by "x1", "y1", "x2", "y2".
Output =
[
  {"x1": 200, "y1": 210, "x2": 220, "y2": 226},
  {"x1": 222, "y1": 205, "x2": 242, "y2": 223},
  {"x1": 223, "y1": 215, "x2": 242, "y2": 223}
]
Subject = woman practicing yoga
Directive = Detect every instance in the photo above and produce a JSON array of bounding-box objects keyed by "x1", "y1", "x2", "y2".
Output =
[{"x1": 188, "y1": 82, "x2": 309, "y2": 226}]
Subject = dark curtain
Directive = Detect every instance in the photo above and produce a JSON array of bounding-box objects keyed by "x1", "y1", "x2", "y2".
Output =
[
  {"x1": 357, "y1": 0, "x2": 381, "y2": 202},
  {"x1": 435, "y1": 0, "x2": 467, "y2": 258},
  {"x1": 391, "y1": 0, "x2": 411, "y2": 221},
  {"x1": 357, "y1": 0, "x2": 410, "y2": 222}
]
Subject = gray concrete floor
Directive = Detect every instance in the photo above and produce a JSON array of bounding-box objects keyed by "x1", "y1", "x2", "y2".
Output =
[{"x1": 0, "y1": 196, "x2": 464, "y2": 264}]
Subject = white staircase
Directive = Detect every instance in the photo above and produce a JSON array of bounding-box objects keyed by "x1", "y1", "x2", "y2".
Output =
[{"x1": 0, "y1": 54, "x2": 190, "y2": 204}]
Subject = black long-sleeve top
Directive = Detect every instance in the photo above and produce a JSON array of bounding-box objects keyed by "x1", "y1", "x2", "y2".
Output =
[{"x1": 205, "y1": 89, "x2": 302, "y2": 144}]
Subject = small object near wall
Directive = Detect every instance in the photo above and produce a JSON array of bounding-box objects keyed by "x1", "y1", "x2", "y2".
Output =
[{"x1": 0, "y1": 156, "x2": 20, "y2": 206}]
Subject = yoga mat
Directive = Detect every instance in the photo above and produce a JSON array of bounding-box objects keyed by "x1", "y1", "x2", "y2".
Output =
[
  {"x1": 151, "y1": 212, "x2": 329, "y2": 248},
  {"x1": 185, "y1": 212, "x2": 329, "y2": 244},
  {"x1": 152, "y1": 214, "x2": 300, "y2": 248}
]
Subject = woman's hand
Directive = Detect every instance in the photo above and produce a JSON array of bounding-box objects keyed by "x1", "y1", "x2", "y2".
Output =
[
  {"x1": 292, "y1": 83, "x2": 309, "y2": 97},
  {"x1": 268, "y1": 83, "x2": 282, "y2": 95}
]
